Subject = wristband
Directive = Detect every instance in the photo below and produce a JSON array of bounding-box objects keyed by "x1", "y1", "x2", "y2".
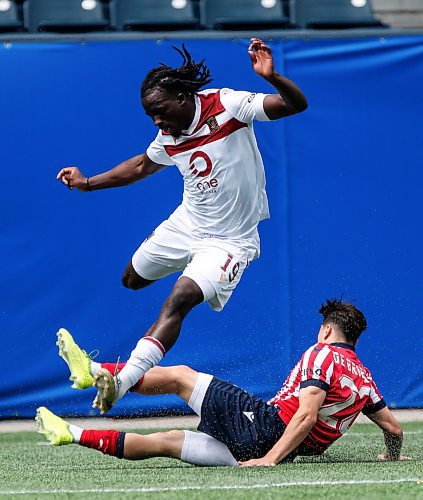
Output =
[{"x1": 86, "y1": 177, "x2": 92, "y2": 191}]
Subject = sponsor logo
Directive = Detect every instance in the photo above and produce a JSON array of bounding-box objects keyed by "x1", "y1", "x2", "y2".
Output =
[
  {"x1": 243, "y1": 411, "x2": 254, "y2": 422},
  {"x1": 197, "y1": 178, "x2": 218, "y2": 191},
  {"x1": 247, "y1": 93, "x2": 256, "y2": 103},
  {"x1": 302, "y1": 368, "x2": 322, "y2": 376},
  {"x1": 189, "y1": 151, "x2": 212, "y2": 178},
  {"x1": 188, "y1": 150, "x2": 219, "y2": 192},
  {"x1": 144, "y1": 230, "x2": 155, "y2": 242}
]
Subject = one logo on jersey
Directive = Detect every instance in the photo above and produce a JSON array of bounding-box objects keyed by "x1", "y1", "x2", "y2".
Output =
[
  {"x1": 189, "y1": 151, "x2": 213, "y2": 178},
  {"x1": 243, "y1": 411, "x2": 255, "y2": 422},
  {"x1": 247, "y1": 93, "x2": 256, "y2": 103},
  {"x1": 206, "y1": 115, "x2": 220, "y2": 133},
  {"x1": 144, "y1": 230, "x2": 155, "y2": 242}
]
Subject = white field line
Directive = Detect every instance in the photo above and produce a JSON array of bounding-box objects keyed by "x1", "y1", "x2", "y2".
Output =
[{"x1": 0, "y1": 478, "x2": 420, "y2": 496}]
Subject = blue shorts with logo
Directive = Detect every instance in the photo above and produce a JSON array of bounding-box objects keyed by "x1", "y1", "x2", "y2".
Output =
[{"x1": 197, "y1": 377, "x2": 287, "y2": 461}]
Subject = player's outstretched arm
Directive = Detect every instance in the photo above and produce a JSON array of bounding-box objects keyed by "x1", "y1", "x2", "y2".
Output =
[
  {"x1": 56, "y1": 153, "x2": 166, "y2": 192},
  {"x1": 248, "y1": 37, "x2": 308, "y2": 120},
  {"x1": 239, "y1": 386, "x2": 325, "y2": 467},
  {"x1": 366, "y1": 407, "x2": 411, "y2": 461}
]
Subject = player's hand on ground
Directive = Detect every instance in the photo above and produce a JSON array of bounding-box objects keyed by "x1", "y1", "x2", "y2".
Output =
[
  {"x1": 56, "y1": 166, "x2": 90, "y2": 191},
  {"x1": 238, "y1": 457, "x2": 277, "y2": 467},
  {"x1": 248, "y1": 38, "x2": 275, "y2": 79},
  {"x1": 376, "y1": 453, "x2": 412, "y2": 461}
]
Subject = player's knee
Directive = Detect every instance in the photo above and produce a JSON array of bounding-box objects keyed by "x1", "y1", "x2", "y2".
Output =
[
  {"x1": 170, "y1": 365, "x2": 196, "y2": 394},
  {"x1": 122, "y1": 273, "x2": 139, "y2": 290},
  {"x1": 122, "y1": 268, "x2": 151, "y2": 290},
  {"x1": 166, "y1": 283, "x2": 203, "y2": 316}
]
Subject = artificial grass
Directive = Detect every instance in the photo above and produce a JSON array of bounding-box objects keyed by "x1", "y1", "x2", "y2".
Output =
[{"x1": 0, "y1": 422, "x2": 422, "y2": 499}]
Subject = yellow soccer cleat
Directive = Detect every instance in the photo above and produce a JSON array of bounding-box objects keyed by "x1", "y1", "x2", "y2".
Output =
[
  {"x1": 56, "y1": 328, "x2": 94, "y2": 389},
  {"x1": 92, "y1": 368, "x2": 117, "y2": 415},
  {"x1": 35, "y1": 407, "x2": 74, "y2": 446}
]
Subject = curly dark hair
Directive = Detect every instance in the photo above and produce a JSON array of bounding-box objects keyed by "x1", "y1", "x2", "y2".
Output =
[
  {"x1": 141, "y1": 44, "x2": 213, "y2": 99},
  {"x1": 319, "y1": 298, "x2": 367, "y2": 343}
]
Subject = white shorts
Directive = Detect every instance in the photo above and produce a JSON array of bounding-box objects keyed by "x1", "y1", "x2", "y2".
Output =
[{"x1": 131, "y1": 216, "x2": 260, "y2": 312}]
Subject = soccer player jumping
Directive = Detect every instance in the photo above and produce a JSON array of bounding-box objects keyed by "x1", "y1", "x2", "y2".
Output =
[
  {"x1": 56, "y1": 38, "x2": 308, "y2": 414},
  {"x1": 37, "y1": 299, "x2": 410, "y2": 465}
]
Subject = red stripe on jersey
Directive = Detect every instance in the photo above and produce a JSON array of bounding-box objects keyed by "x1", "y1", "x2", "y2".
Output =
[
  {"x1": 164, "y1": 118, "x2": 247, "y2": 157},
  {"x1": 144, "y1": 336, "x2": 166, "y2": 356},
  {"x1": 193, "y1": 91, "x2": 226, "y2": 133}
]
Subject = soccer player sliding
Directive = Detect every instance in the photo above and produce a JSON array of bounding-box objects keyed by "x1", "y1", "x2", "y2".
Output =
[
  {"x1": 56, "y1": 38, "x2": 308, "y2": 414},
  {"x1": 37, "y1": 299, "x2": 410, "y2": 466}
]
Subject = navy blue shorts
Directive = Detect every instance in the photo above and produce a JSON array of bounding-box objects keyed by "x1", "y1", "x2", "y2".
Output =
[{"x1": 197, "y1": 377, "x2": 287, "y2": 462}]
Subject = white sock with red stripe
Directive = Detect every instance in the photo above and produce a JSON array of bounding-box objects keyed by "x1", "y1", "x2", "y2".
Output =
[{"x1": 114, "y1": 337, "x2": 165, "y2": 399}]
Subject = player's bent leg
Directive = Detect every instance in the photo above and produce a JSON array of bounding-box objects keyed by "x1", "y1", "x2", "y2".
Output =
[
  {"x1": 124, "y1": 429, "x2": 185, "y2": 461},
  {"x1": 135, "y1": 365, "x2": 199, "y2": 403},
  {"x1": 143, "y1": 277, "x2": 204, "y2": 350},
  {"x1": 93, "y1": 278, "x2": 204, "y2": 414},
  {"x1": 122, "y1": 261, "x2": 156, "y2": 290},
  {"x1": 56, "y1": 328, "x2": 95, "y2": 389}
]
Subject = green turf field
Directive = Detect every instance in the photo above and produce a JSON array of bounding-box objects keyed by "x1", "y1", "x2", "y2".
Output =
[{"x1": 0, "y1": 422, "x2": 422, "y2": 499}]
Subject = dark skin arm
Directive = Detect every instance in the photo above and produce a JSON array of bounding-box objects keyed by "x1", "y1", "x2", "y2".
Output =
[
  {"x1": 56, "y1": 153, "x2": 166, "y2": 192},
  {"x1": 366, "y1": 406, "x2": 411, "y2": 461},
  {"x1": 249, "y1": 37, "x2": 308, "y2": 119}
]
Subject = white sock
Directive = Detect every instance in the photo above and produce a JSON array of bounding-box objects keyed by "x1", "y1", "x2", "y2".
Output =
[
  {"x1": 181, "y1": 430, "x2": 238, "y2": 466},
  {"x1": 115, "y1": 337, "x2": 165, "y2": 399},
  {"x1": 90, "y1": 361, "x2": 101, "y2": 376},
  {"x1": 68, "y1": 424, "x2": 83, "y2": 443}
]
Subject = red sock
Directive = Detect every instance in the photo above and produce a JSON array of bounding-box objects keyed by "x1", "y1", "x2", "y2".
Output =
[
  {"x1": 79, "y1": 429, "x2": 126, "y2": 458},
  {"x1": 100, "y1": 362, "x2": 144, "y2": 392}
]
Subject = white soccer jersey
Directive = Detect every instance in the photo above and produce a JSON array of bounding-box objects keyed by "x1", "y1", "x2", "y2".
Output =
[{"x1": 146, "y1": 88, "x2": 271, "y2": 240}]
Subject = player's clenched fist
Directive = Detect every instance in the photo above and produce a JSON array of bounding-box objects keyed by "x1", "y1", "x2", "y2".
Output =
[{"x1": 56, "y1": 166, "x2": 90, "y2": 191}]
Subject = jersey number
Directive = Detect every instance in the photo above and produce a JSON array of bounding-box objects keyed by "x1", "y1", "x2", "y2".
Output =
[{"x1": 318, "y1": 375, "x2": 370, "y2": 434}]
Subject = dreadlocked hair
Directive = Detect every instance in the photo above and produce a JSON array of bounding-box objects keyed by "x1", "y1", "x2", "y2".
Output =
[
  {"x1": 319, "y1": 298, "x2": 367, "y2": 343},
  {"x1": 141, "y1": 44, "x2": 213, "y2": 99}
]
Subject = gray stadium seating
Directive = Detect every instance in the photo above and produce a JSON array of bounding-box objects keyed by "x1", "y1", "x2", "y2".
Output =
[
  {"x1": 23, "y1": 0, "x2": 110, "y2": 33},
  {"x1": 0, "y1": 0, "x2": 23, "y2": 32},
  {"x1": 200, "y1": 0, "x2": 290, "y2": 30},
  {"x1": 290, "y1": 0, "x2": 386, "y2": 29},
  {"x1": 109, "y1": 0, "x2": 200, "y2": 31}
]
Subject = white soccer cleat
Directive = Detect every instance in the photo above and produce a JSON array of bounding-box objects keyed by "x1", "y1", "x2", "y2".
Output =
[{"x1": 93, "y1": 368, "x2": 118, "y2": 415}]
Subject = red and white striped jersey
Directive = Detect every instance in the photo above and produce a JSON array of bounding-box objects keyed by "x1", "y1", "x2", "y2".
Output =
[
  {"x1": 269, "y1": 342, "x2": 386, "y2": 453},
  {"x1": 146, "y1": 88, "x2": 271, "y2": 241}
]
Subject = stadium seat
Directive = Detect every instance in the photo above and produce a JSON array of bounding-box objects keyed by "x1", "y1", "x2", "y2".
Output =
[
  {"x1": 200, "y1": 0, "x2": 290, "y2": 30},
  {"x1": 23, "y1": 0, "x2": 110, "y2": 33},
  {"x1": 0, "y1": 0, "x2": 23, "y2": 32},
  {"x1": 290, "y1": 0, "x2": 386, "y2": 29},
  {"x1": 109, "y1": 0, "x2": 201, "y2": 31}
]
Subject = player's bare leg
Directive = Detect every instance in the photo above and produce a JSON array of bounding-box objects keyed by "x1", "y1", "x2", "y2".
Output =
[
  {"x1": 122, "y1": 261, "x2": 156, "y2": 290},
  {"x1": 93, "y1": 277, "x2": 204, "y2": 414}
]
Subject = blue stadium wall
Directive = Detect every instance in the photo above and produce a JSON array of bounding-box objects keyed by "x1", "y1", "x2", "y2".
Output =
[{"x1": 0, "y1": 34, "x2": 422, "y2": 417}]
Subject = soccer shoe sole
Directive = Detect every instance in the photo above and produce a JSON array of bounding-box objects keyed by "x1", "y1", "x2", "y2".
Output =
[
  {"x1": 56, "y1": 328, "x2": 94, "y2": 389},
  {"x1": 93, "y1": 368, "x2": 117, "y2": 415},
  {"x1": 35, "y1": 406, "x2": 74, "y2": 446}
]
